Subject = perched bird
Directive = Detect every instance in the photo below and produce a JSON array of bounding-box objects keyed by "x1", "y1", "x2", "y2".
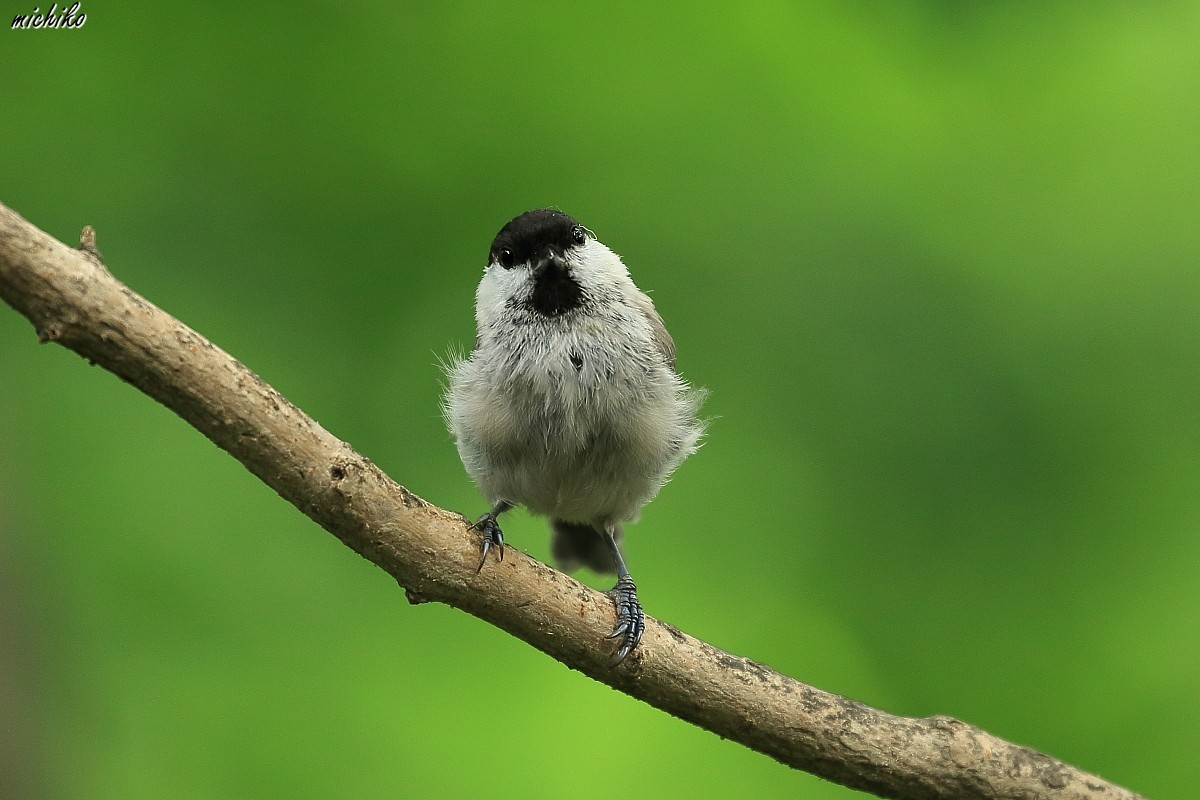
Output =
[{"x1": 444, "y1": 209, "x2": 706, "y2": 663}]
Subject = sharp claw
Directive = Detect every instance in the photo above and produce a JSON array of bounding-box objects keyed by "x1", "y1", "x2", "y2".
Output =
[
  {"x1": 471, "y1": 513, "x2": 504, "y2": 573},
  {"x1": 607, "y1": 576, "x2": 645, "y2": 665},
  {"x1": 475, "y1": 537, "x2": 491, "y2": 574}
]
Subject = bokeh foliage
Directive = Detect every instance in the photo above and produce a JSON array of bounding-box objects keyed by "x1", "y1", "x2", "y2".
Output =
[{"x1": 2, "y1": 3, "x2": 1197, "y2": 798}]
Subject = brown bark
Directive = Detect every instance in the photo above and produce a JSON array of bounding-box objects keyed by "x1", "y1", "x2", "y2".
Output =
[{"x1": 0, "y1": 202, "x2": 1144, "y2": 800}]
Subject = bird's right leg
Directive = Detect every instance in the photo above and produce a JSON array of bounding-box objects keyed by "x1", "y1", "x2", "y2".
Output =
[{"x1": 471, "y1": 500, "x2": 513, "y2": 573}]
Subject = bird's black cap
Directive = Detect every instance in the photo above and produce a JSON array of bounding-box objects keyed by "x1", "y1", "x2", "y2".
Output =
[{"x1": 489, "y1": 209, "x2": 583, "y2": 266}]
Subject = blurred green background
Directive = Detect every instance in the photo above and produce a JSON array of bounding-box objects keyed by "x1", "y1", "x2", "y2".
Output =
[{"x1": 2, "y1": 3, "x2": 1197, "y2": 798}]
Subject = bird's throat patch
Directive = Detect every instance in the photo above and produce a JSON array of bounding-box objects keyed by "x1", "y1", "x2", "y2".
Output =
[{"x1": 530, "y1": 263, "x2": 583, "y2": 316}]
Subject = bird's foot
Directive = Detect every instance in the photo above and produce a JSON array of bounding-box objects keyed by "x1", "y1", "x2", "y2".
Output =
[
  {"x1": 471, "y1": 513, "x2": 504, "y2": 573},
  {"x1": 606, "y1": 575, "x2": 645, "y2": 665}
]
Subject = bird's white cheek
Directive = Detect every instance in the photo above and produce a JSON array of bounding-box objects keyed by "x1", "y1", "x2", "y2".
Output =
[
  {"x1": 562, "y1": 240, "x2": 634, "y2": 297},
  {"x1": 475, "y1": 266, "x2": 525, "y2": 328}
]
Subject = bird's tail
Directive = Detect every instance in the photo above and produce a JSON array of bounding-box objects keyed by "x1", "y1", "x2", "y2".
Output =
[{"x1": 550, "y1": 519, "x2": 619, "y2": 575}]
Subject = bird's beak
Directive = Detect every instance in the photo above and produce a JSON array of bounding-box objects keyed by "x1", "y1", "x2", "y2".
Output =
[{"x1": 532, "y1": 245, "x2": 568, "y2": 277}]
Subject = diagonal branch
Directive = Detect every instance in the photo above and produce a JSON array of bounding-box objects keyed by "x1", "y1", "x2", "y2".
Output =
[{"x1": 0, "y1": 201, "x2": 1143, "y2": 800}]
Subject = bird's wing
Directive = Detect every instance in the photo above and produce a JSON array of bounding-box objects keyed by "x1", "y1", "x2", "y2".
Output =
[{"x1": 633, "y1": 290, "x2": 677, "y2": 369}]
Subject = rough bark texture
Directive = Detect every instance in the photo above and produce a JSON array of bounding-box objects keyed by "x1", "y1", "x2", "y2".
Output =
[{"x1": 0, "y1": 201, "x2": 1144, "y2": 800}]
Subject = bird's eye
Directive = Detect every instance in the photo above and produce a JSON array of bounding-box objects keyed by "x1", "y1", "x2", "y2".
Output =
[
  {"x1": 498, "y1": 248, "x2": 515, "y2": 269},
  {"x1": 571, "y1": 226, "x2": 587, "y2": 245}
]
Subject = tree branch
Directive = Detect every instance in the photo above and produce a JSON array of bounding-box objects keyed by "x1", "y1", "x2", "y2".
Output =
[{"x1": 0, "y1": 201, "x2": 1142, "y2": 800}]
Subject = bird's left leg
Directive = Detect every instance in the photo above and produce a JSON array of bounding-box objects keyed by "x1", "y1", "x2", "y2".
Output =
[{"x1": 601, "y1": 521, "x2": 645, "y2": 665}]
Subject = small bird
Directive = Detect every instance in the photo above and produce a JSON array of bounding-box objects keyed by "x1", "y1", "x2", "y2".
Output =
[{"x1": 443, "y1": 209, "x2": 706, "y2": 664}]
